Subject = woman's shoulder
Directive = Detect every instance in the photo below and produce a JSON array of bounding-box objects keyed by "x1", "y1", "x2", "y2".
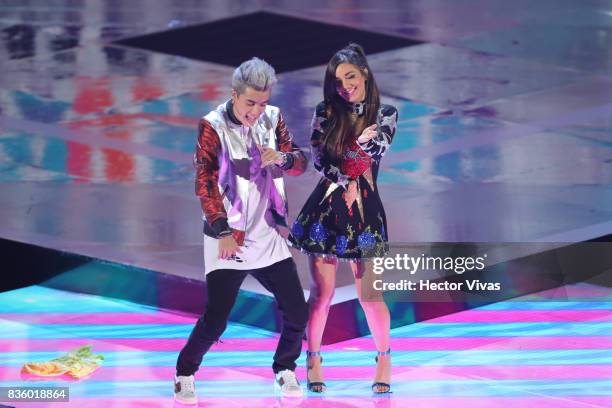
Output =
[
  {"x1": 311, "y1": 102, "x2": 329, "y2": 132},
  {"x1": 314, "y1": 101, "x2": 328, "y2": 116}
]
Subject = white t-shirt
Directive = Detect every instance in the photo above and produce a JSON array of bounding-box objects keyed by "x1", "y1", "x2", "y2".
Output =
[{"x1": 203, "y1": 127, "x2": 292, "y2": 274}]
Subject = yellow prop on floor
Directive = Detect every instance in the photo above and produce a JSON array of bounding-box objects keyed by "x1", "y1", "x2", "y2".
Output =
[{"x1": 21, "y1": 345, "x2": 104, "y2": 379}]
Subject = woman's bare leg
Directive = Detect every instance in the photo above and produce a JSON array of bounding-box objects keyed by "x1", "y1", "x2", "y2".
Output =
[
  {"x1": 306, "y1": 256, "x2": 337, "y2": 388},
  {"x1": 351, "y1": 261, "x2": 391, "y2": 391}
]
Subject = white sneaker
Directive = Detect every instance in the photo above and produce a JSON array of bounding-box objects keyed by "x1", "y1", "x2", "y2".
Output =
[
  {"x1": 174, "y1": 375, "x2": 198, "y2": 405},
  {"x1": 274, "y1": 369, "x2": 303, "y2": 397}
]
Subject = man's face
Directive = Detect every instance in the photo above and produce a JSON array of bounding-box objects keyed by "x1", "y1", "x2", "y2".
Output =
[{"x1": 231, "y1": 87, "x2": 271, "y2": 126}]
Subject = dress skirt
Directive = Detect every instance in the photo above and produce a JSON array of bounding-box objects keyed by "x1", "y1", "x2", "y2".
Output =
[{"x1": 289, "y1": 173, "x2": 388, "y2": 260}]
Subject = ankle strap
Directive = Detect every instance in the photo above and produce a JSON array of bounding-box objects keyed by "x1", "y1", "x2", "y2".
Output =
[
  {"x1": 377, "y1": 348, "x2": 391, "y2": 356},
  {"x1": 306, "y1": 350, "x2": 321, "y2": 357}
]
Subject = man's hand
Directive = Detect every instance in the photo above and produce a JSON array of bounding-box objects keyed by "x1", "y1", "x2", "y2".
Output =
[
  {"x1": 357, "y1": 124, "x2": 378, "y2": 144},
  {"x1": 257, "y1": 144, "x2": 285, "y2": 167},
  {"x1": 276, "y1": 224, "x2": 291, "y2": 240},
  {"x1": 218, "y1": 235, "x2": 242, "y2": 260}
]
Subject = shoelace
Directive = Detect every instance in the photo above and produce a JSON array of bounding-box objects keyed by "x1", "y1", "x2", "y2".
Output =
[
  {"x1": 179, "y1": 377, "x2": 195, "y2": 393},
  {"x1": 279, "y1": 370, "x2": 299, "y2": 387}
]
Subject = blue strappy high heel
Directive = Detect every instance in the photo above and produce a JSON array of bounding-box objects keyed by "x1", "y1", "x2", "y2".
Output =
[
  {"x1": 306, "y1": 350, "x2": 326, "y2": 393},
  {"x1": 372, "y1": 348, "x2": 392, "y2": 394}
]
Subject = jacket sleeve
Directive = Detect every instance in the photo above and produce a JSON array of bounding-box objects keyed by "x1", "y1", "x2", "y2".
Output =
[
  {"x1": 357, "y1": 105, "x2": 398, "y2": 162},
  {"x1": 275, "y1": 112, "x2": 307, "y2": 176},
  {"x1": 310, "y1": 103, "x2": 350, "y2": 187},
  {"x1": 194, "y1": 119, "x2": 231, "y2": 237}
]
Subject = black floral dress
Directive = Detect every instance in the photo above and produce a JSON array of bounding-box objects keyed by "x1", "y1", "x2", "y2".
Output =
[{"x1": 289, "y1": 101, "x2": 398, "y2": 260}]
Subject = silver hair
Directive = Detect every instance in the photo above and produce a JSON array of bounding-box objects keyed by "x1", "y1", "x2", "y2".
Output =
[{"x1": 231, "y1": 57, "x2": 277, "y2": 95}]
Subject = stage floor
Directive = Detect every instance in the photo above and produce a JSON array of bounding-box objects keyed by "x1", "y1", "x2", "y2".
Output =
[
  {"x1": 0, "y1": 280, "x2": 610, "y2": 407},
  {"x1": 1, "y1": 0, "x2": 612, "y2": 289}
]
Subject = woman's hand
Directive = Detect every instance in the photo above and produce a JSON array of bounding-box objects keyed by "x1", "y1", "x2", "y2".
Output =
[
  {"x1": 357, "y1": 124, "x2": 378, "y2": 144},
  {"x1": 218, "y1": 235, "x2": 242, "y2": 260}
]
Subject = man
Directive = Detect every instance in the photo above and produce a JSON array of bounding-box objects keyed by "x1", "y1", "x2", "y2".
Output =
[{"x1": 174, "y1": 57, "x2": 308, "y2": 404}]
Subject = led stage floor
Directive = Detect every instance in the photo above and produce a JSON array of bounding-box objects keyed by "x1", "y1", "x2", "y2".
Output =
[{"x1": 0, "y1": 281, "x2": 610, "y2": 408}]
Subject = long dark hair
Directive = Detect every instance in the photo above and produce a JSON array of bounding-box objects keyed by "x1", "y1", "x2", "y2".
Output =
[{"x1": 322, "y1": 43, "x2": 380, "y2": 163}]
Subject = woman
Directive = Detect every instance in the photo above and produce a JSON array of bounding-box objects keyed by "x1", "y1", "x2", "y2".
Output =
[{"x1": 290, "y1": 43, "x2": 398, "y2": 394}]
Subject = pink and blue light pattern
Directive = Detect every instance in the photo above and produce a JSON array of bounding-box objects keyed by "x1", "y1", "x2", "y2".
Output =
[{"x1": 0, "y1": 282, "x2": 611, "y2": 407}]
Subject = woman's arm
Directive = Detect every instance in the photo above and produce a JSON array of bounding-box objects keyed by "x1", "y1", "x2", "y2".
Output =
[
  {"x1": 357, "y1": 105, "x2": 398, "y2": 161},
  {"x1": 310, "y1": 104, "x2": 351, "y2": 186}
]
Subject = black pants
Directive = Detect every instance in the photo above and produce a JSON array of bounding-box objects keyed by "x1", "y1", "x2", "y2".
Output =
[{"x1": 176, "y1": 257, "x2": 308, "y2": 375}]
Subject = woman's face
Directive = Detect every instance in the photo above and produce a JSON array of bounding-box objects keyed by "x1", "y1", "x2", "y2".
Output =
[{"x1": 335, "y1": 63, "x2": 366, "y2": 103}]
